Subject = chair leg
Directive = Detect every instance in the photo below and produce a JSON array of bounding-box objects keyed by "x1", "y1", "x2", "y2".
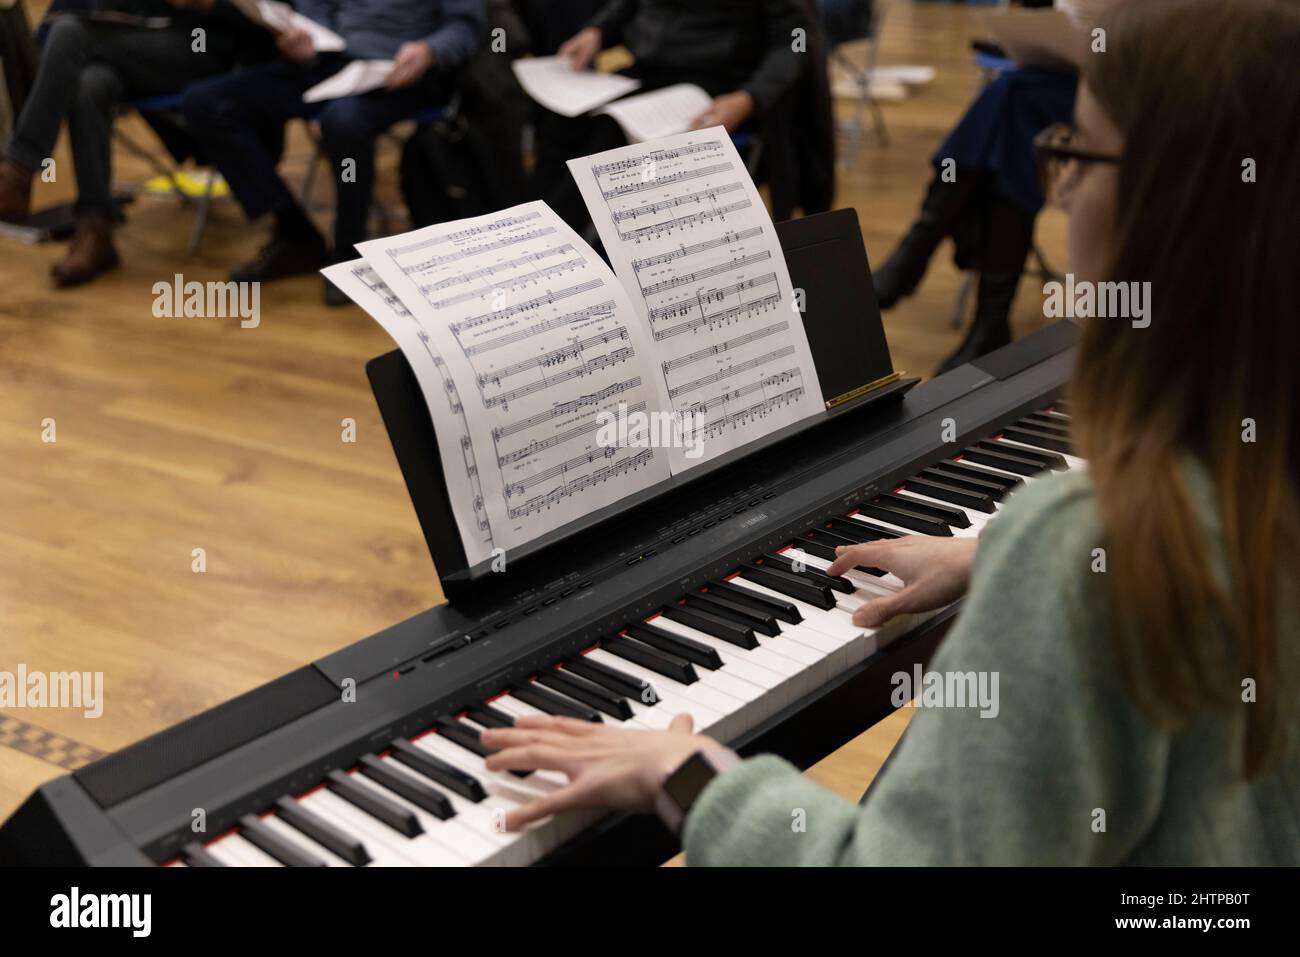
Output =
[
  {"x1": 869, "y1": 97, "x2": 889, "y2": 147},
  {"x1": 114, "y1": 126, "x2": 190, "y2": 204},
  {"x1": 188, "y1": 168, "x2": 219, "y2": 256},
  {"x1": 951, "y1": 271, "x2": 976, "y2": 329},
  {"x1": 300, "y1": 127, "x2": 326, "y2": 211}
]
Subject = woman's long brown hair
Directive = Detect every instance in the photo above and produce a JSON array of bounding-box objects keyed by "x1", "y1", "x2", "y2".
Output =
[{"x1": 1072, "y1": 0, "x2": 1300, "y2": 776}]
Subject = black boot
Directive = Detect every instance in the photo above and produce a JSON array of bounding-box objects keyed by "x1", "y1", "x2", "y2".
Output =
[
  {"x1": 872, "y1": 171, "x2": 983, "y2": 310},
  {"x1": 935, "y1": 269, "x2": 1018, "y2": 375}
]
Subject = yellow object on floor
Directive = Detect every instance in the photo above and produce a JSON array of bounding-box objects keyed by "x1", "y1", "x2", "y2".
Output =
[{"x1": 142, "y1": 170, "x2": 230, "y2": 198}]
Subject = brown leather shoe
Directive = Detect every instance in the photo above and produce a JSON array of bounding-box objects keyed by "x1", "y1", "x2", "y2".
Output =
[
  {"x1": 51, "y1": 216, "x2": 120, "y2": 287},
  {"x1": 0, "y1": 158, "x2": 34, "y2": 225}
]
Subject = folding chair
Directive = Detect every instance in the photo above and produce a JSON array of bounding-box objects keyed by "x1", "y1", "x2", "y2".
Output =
[
  {"x1": 115, "y1": 93, "x2": 221, "y2": 255},
  {"x1": 820, "y1": 0, "x2": 891, "y2": 164}
]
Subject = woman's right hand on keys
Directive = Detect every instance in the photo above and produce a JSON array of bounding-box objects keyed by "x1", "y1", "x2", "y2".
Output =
[{"x1": 826, "y1": 536, "x2": 978, "y2": 627}]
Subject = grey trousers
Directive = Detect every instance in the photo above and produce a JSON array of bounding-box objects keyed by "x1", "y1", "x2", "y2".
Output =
[{"x1": 5, "y1": 15, "x2": 227, "y2": 218}]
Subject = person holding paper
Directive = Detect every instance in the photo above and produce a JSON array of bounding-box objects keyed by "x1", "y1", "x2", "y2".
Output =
[
  {"x1": 530, "y1": 0, "x2": 816, "y2": 231},
  {"x1": 0, "y1": 0, "x2": 274, "y2": 286},
  {"x1": 468, "y1": 0, "x2": 1300, "y2": 866},
  {"x1": 179, "y1": 0, "x2": 486, "y2": 304}
]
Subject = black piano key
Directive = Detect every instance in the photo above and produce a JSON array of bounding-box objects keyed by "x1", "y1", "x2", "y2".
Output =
[
  {"x1": 683, "y1": 592, "x2": 781, "y2": 636},
  {"x1": 960, "y1": 446, "x2": 1043, "y2": 476},
  {"x1": 902, "y1": 476, "x2": 996, "y2": 513},
  {"x1": 659, "y1": 604, "x2": 759, "y2": 649},
  {"x1": 934, "y1": 459, "x2": 1022, "y2": 493},
  {"x1": 435, "y1": 716, "x2": 533, "y2": 777},
  {"x1": 239, "y1": 813, "x2": 327, "y2": 867},
  {"x1": 919, "y1": 466, "x2": 1008, "y2": 501},
  {"x1": 793, "y1": 534, "x2": 886, "y2": 576},
  {"x1": 1048, "y1": 399, "x2": 1070, "y2": 413},
  {"x1": 536, "y1": 669, "x2": 634, "y2": 720},
  {"x1": 359, "y1": 754, "x2": 455, "y2": 820},
  {"x1": 1001, "y1": 425, "x2": 1074, "y2": 455},
  {"x1": 605, "y1": 633, "x2": 701, "y2": 682},
  {"x1": 511, "y1": 683, "x2": 603, "y2": 722},
  {"x1": 181, "y1": 841, "x2": 226, "y2": 867},
  {"x1": 564, "y1": 655, "x2": 658, "y2": 703},
  {"x1": 826, "y1": 516, "x2": 902, "y2": 543},
  {"x1": 980, "y1": 437, "x2": 1067, "y2": 470},
  {"x1": 275, "y1": 797, "x2": 372, "y2": 866},
  {"x1": 874, "y1": 489, "x2": 971, "y2": 529},
  {"x1": 738, "y1": 563, "x2": 837, "y2": 609},
  {"x1": 1029, "y1": 408, "x2": 1071, "y2": 426},
  {"x1": 623, "y1": 622, "x2": 717, "y2": 671},
  {"x1": 1020, "y1": 412, "x2": 1072, "y2": 435},
  {"x1": 761, "y1": 552, "x2": 855, "y2": 593},
  {"x1": 466, "y1": 705, "x2": 514, "y2": 729},
  {"x1": 705, "y1": 579, "x2": 802, "y2": 623},
  {"x1": 326, "y1": 770, "x2": 422, "y2": 838},
  {"x1": 391, "y1": 738, "x2": 487, "y2": 802},
  {"x1": 856, "y1": 500, "x2": 953, "y2": 536}
]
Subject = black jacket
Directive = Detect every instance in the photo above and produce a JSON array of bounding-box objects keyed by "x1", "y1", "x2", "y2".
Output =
[{"x1": 587, "y1": 0, "x2": 807, "y2": 115}]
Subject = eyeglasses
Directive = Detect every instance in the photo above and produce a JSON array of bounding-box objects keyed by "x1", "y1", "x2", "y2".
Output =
[{"x1": 1034, "y1": 122, "x2": 1121, "y2": 204}]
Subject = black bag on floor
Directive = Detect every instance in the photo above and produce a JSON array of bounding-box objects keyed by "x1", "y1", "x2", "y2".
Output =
[{"x1": 400, "y1": 109, "x2": 513, "y2": 228}]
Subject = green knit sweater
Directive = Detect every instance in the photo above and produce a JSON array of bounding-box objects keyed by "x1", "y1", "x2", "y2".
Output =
[{"x1": 683, "y1": 466, "x2": 1300, "y2": 865}]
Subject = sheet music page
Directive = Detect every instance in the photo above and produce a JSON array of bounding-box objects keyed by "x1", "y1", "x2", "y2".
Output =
[
  {"x1": 255, "y1": 0, "x2": 346, "y2": 51},
  {"x1": 303, "y1": 60, "x2": 394, "y2": 104},
  {"x1": 321, "y1": 260, "x2": 496, "y2": 567},
  {"x1": 568, "y1": 127, "x2": 824, "y2": 471},
  {"x1": 595, "y1": 84, "x2": 713, "y2": 143},
  {"x1": 511, "y1": 56, "x2": 642, "y2": 117},
  {"x1": 356, "y1": 201, "x2": 673, "y2": 556}
]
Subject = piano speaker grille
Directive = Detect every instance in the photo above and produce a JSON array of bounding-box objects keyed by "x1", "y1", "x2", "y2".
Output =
[{"x1": 74, "y1": 665, "x2": 338, "y2": 809}]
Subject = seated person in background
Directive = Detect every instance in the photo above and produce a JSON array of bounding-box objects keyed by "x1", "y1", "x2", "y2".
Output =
[
  {"x1": 532, "y1": 0, "x2": 821, "y2": 231},
  {"x1": 181, "y1": 0, "x2": 486, "y2": 305},
  {"x1": 873, "y1": 0, "x2": 1125, "y2": 374},
  {"x1": 474, "y1": 0, "x2": 1300, "y2": 865},
  {"x1": 0, "y1": 0, "x2": 273, "y2": 286}
]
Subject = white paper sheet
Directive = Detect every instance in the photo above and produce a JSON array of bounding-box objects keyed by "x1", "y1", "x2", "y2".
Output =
[
  {"x1": 303, "y1": 60, "x2": 394, "y2": 103},
  {"x1": 255, "y1": 0, "x2": 346, "y2": 52},
  {"x1": 355, "y1": 201, "x2": 673, "y2": 555},
  {"x1": 321, "y1": 260, "x2": 496, "y2": 566},
  {"x1": 595, "y1": 84, "x2": 713, "y2": 143},
  {"x1": 568, "y1": 127, "x2": 824, "y2": 471},
  {"x1": 511, "y1": 56, "x2": 642, "y2": 117}
]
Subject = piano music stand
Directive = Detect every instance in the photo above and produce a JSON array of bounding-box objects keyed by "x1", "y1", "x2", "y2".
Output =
[{"x1": 367, "y1": 208, "x2": 915, "y2": 602}]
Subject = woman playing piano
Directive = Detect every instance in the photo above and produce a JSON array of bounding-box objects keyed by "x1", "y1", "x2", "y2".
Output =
[{"x1": 480, "y1": 0, "x2": 1300, "y2": 865}]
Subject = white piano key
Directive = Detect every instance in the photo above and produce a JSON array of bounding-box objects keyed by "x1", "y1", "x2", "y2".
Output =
[
  {"x1": 890, "y1": 489, "x2": 989, "y2": 533},
  {"x1": 208, "y1": 832, "x2": 281, "y2": 867},
  {"x1": 347, "y1": 764, "x2": 503, "y2": 866},
  {"x1": 728, "y1": 575, "x2": 865, "y2": 645},
  {"x1": 305, "y1": 788, "x2": 454, "y2": 867},
  {"x1": 651, "y1": 614, "x2": 810, "y2": 683}
]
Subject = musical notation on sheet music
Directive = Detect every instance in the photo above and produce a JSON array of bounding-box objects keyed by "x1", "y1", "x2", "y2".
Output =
[
  {"x1": 357, "y1": 202, "x2": 673, "y2": 554},
  {"x1": 569, "y1": 128, "x2": 823, "y2": 470},
  {"x1": 320, "y1": 260, "x2": 496, "y2": 565}
]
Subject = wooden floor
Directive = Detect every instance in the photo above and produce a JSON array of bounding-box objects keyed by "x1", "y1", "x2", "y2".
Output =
[{"x1": 0, "y1": 2, "x2": 1065, "y2": 835}]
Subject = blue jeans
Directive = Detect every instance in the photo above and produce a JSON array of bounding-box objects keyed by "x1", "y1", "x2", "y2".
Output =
[{"x1": 181, "y1": 54, "x2": 454, "y2": 254}]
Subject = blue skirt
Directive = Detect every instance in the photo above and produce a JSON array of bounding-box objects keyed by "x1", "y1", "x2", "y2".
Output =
[{"x1": 933, "y1": 66, "x2": 1078, "y2": 214}]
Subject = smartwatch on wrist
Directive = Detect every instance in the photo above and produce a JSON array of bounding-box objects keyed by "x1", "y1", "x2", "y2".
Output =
[{"x1": 655, "y1": 747, "x2": 741, "y2": 836}]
